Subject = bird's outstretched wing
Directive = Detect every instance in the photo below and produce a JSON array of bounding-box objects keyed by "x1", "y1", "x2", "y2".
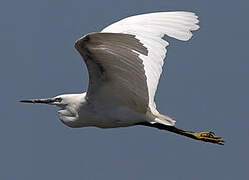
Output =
[{"x1": 75, "y1": 12, "x2": 199, "y2": 117}]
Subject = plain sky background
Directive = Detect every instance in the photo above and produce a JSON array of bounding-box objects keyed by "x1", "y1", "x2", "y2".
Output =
[{"x1": 1, "y1": 0, "x2": 248, "y2": 179}]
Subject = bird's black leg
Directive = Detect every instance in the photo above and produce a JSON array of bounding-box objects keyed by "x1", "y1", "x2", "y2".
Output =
[{"x1": 136, "y1": 122, "x2": 224, "y2": 145}]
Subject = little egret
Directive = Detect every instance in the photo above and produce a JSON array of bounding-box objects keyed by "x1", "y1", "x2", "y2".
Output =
[{"x1": 21, "y1": 11, "x2": 224, "y2": 145}]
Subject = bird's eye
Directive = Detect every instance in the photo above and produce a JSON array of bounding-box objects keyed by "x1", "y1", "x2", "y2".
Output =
[{"x1": 55, "y1": 98, "x2": 62, "y2": 102}]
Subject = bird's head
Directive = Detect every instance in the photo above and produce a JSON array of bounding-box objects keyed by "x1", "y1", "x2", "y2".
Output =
[{"x1": 20, "y1": 93, "x2": 86, "y2": 127}]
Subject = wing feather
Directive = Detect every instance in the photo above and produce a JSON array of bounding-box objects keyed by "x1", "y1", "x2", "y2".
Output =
[{"x1": 75, "y1": 33, "x2": 149, "y2": 113}]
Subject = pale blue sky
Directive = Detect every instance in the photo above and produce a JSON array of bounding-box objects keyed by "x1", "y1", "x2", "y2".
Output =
[{"x1": 1, "y1": 0, "x2": 248, "y2": 179}]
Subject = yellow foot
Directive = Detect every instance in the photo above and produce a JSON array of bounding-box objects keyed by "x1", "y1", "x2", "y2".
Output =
[{"x1": 190, "y1": 131, "x2": 224, "y2": 145}]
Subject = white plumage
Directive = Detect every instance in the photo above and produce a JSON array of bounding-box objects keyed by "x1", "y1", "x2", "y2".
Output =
[
  {"x1": 22, "y1": 12, "x2": 199, "y2": 128},
  {"x1": 21, "y1": 12, "x2": 225, "y2": 145}
]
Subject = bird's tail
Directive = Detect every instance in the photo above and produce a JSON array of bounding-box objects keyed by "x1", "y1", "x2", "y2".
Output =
[
  {"x1": 154, "y1": 113, "x2": 176, "y2": 126},
  {"x1": 147, "y1": 109, "x2": 176, "y2": 126}
]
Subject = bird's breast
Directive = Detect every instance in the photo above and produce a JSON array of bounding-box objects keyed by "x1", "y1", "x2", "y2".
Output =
[{"x1": 59, "y1": 103, "x2": 147, "y2": 128}]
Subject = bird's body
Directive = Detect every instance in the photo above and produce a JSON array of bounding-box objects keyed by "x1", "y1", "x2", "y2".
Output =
[
  {"x1": 21, "y1": 11, "x2": 224, "y2": 145},
  {"x1": 57, "y1": 93, "x2": 149, "y2": 128}
]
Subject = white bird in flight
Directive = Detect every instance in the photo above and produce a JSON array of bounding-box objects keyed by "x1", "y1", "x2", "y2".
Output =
[{"x1": 21, "y1": 11, "x2": 224, "y2": 145}]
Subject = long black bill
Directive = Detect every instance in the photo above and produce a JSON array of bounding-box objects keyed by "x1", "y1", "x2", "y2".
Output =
[{"x1": 20, "y1": 98, "x2": 55, "y2": 104}]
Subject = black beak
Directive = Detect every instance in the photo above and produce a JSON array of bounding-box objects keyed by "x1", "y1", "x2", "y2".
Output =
[{"x1": 20, "y1": 98, "x2": 55, "y2": 104}]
